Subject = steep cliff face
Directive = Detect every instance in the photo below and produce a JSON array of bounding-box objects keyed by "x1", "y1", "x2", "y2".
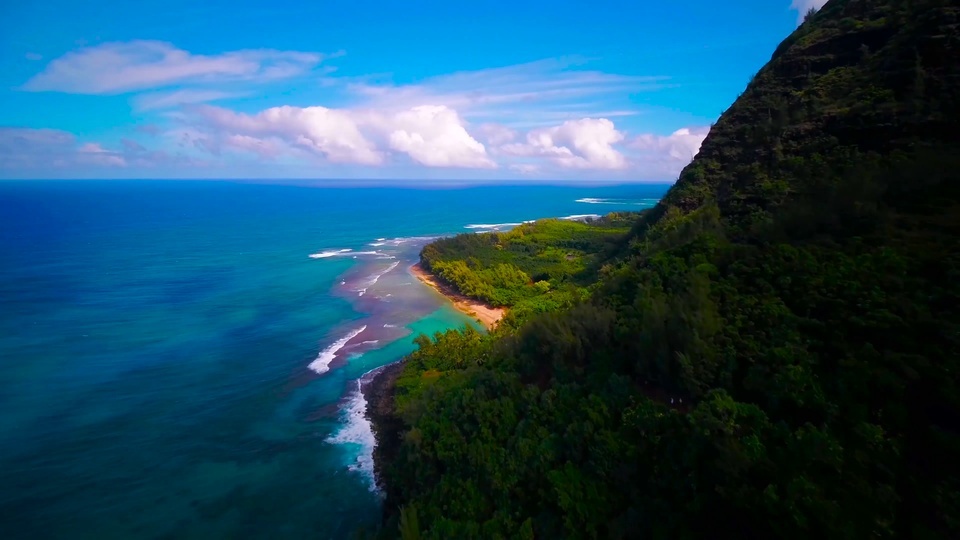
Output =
[
  {"x1": 599, "y1": 0, "x2": 960, "y2": 532},
  {"x1": 376, "y1": 1, "x2": 960, "y2": 537},
  {"x1": 650, "y1": 0, "x2": 960, "y2": 233}
]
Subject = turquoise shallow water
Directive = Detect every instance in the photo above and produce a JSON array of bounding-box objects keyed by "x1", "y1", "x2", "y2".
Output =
[{"x1": 0, "y1": 181, "x2": 668, "y2": 539}]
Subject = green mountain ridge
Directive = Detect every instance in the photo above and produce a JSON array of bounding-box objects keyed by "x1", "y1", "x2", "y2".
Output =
[{"x1": 369, "y1": 0, "x2": 960, "y2": 537}]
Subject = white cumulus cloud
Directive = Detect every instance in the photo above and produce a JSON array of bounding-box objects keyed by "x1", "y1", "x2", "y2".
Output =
[
  {"x1": 630, "y1": 126, "x2": 708, "y2": 160},
  {"x1": 194, "y1": 103, "x2": 494, "y2": 168},
  {"x1": 502, "y1": 118, "x2": 627, "y2": 170},
  {"x1": 199, "y1": 105, "x2": 383, "y2": 165},
  {"x1": 387, "y1": 106, "x2": 494, "y2": 168},
  {"x1": 628, "y1": 126, "x2": 710, "y2": 177}
]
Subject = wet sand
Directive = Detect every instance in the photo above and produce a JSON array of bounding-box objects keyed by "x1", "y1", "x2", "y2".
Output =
[{"x1": 410, "y1": 263, "x2": 506, "y2": 330}]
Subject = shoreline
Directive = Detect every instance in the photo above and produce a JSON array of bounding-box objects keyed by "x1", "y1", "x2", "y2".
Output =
[
  {"x1": 364, "y1": 263, "x2": 507, "y2": 521},
  {"x1": 409, "y1": 262, "x2": 506, "y2": 330},
  {"x1": 362, "y1": 360, "x2": 404, "y2": 509}
]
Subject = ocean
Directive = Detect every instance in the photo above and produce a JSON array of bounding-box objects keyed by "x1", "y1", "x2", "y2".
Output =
[{"x1": 0, "y1": 180, "x2": 668, "y2": 539}]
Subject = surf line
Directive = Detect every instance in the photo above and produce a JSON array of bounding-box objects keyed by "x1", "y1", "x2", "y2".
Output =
[{"x1": 308, "y1": 326, "x2": 367, "y2": 374}]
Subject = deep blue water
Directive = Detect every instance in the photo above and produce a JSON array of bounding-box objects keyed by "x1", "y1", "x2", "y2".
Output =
[{"x1": 0, "y1": 180, "x2": 668, "y2": 539}]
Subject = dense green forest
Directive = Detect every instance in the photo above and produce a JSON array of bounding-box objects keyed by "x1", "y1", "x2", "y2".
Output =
[
  {"x1": 420, "y1": 214, "x2": 638, "y2": 325},
  {"x1": 369, "y1": 0, "x2": 960, "y2": 537}
]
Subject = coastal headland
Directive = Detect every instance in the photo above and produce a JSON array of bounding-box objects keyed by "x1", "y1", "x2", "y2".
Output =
[{"x1": 409, "y1": 262, "x2": 505, "y2": 330}]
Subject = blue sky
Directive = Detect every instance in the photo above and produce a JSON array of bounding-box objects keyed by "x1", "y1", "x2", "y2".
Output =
[{"x1": 0, "y1": 0, "x2": 826, "y2": 181}]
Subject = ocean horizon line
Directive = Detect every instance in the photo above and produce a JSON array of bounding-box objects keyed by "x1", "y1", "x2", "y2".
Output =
[{"x1": 0, "y1": 177, "x2": 675, "y2": 187}]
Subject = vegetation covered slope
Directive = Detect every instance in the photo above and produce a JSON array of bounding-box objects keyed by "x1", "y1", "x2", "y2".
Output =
[
  {"x1": 420, "y1": 214, "x2": 638, "y2": 323},
  {"x1": 372, "y1": 1, "x2": 960, "y2": 537}
]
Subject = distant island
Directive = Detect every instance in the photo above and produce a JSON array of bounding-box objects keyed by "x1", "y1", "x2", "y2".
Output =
[{"x1": 367, "y1": 0, "x2": 960, "y2": 538}]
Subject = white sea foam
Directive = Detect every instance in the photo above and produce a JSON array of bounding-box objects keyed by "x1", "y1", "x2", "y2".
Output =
[
  {"x1": 308, "y1": 326, "x2": 366, "y2": 375},
  {"x1": 309, "y1": 249, "x2": 353, "y2": 259},
  {"x1": 310, "y1": 249, "x2": 392, "y2": 260},
  {"x1": 464, "y1": 222, "x2": 523, "y2": 230},
  {"x1": 325, "y1": 366, "x2": 390, "y2": 492},
  {"x1": 560, "y1": 213, "x2": 602, "y2": 221},
  {"x1": 369, "y1": 242, "x2": 386, "y2": 247},
  {"x1": 576, "y1": 197, "x2": 660, "y2": 206},
  {"x1": 377, "y1": 235, "x2": 441, "y2": 246},
  {"x1": 383, "y1": 324, "x2": 397, "y2": 328},
  {"x1": 575, "y1": 197, "x2": 634, "y2": 205},
  {"x1": 357, "y1": 261, "x2": 400, "y2": 296}
]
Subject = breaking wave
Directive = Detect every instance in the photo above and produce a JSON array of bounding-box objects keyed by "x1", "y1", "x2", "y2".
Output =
[
  {"x1": 307, "y1": 326, "x2": 366, "y2": 375},
  {"x1": 309, "y1": 249, "x2": 353, "y2": 259},
  {"x1": 309, "y1": 249, "x2": 391, "y2": 260},
  {"x1": 464, "y1": 222, "x2": 523, "y2": 230},
  {"x1": 575, "y1": 197, "x2": 660, "y2": 206},
  {"x1": 325, "y1": 365, "x2": 392, "y2": 492}
]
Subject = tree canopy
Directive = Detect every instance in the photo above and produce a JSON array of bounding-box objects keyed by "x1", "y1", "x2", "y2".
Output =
[{"x1": 369, "y1": 1, "x2": 960, "y2": 537}]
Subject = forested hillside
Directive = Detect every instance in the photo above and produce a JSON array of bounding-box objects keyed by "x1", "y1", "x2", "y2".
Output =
[
  {"x1": 371, "y1": 0, "x2": 960, "y2": 537},
  {"x1": 419, "y1": 214, "x2": 638, "y2": 324}
]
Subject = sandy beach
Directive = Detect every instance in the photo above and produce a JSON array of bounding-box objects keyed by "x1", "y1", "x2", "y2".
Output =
[{"x1": 410, "y1": 263, "x2": 506, "y2": 330}]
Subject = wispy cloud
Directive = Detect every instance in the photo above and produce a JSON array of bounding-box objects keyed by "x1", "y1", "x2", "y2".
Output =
[
  {"x1": 0, "y1": 127, "x2": 192, "y2": 172},
  {"x1": 12, "y1": 41, "x2": 701, "y2": 179},
  {"x1": 22, "y1": 40, "x2": 327, "y2": 94},
  {"x1": 136, "y1": 124, "x2": 162, "y2": 136},
  {"x1": 0, "y1": 128, "x2": 77, "y2": 169},
  {"x1": 475, "y1": 123, "x2": 518, "y2": 146},
  {"x1": 222, "y1": 134, "x2": 288, "y2": 158},
  {"x1": 76, "y1": 142, "x2": 127, "y2": 166},
  {"x1": 509, "y1": 164, "x2": 540, "y2": 175},
  {"x1": 337, "y1": 58, "x2": 668, "y2": 128},
  {"x1": 133, "y1": 89, "x2": 243, "y2": 111}
]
